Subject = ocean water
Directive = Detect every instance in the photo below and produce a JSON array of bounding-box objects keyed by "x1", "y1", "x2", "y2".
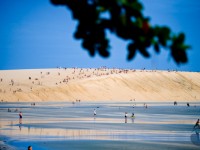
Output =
[{"x1": 0, "y1": 101, "x2": 200, "y2": 150}]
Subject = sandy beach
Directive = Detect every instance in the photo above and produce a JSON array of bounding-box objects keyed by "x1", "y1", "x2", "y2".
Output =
[
  {"x1": 0, "y1": 68, "x2": 200, "y2": 102},
  {"x1": 0, "y1": 68, "x2": 200, "y2": 150},
  {"x1": 0, "y1": 102, "x2": 200, "y2": 150}
]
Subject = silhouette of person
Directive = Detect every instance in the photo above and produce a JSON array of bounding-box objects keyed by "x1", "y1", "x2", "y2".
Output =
[
  {"x1": 174, "y1": 101, "x2": 177, "y2": 105},
  {"x1": 125, "y1": 112, "x2": 128, "y2": 123},
  {"x1": 94, "y1": 109, "x2": 96, "y2": 116},
  {"x1": 19, "y1": 112, "x2": 22, "y2": 124},
  {"x1": 131, "y1": 113, "x2": 135, "y2": 123},
  {"x1": 194, "y1": 119, "x2": 200, "y2": 129},
  {"x1": 19, "y1": 112, "x2": 22, "y2": 118},
  {"x1": 131, "y1": 113, "x2": 135, "y2": 118},
  {"x1": 28, "y1": 146, "x2": 32, "y2": 150}
]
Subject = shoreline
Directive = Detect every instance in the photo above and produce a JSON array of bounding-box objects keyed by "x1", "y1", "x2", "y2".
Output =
[
  {"x1": 0, "y1": 138, "x2": 16, "y2": 150},
  {"x1": 1, "y1": 140, "x2": 199, "y2": 150},
  {"x1": 1, "y1": 101, "x2": 199, "y2": 150}
]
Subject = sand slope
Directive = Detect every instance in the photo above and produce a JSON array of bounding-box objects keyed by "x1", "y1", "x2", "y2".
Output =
[{"x1": 0, "y1": 68, "x2": 199, "y2": 102}]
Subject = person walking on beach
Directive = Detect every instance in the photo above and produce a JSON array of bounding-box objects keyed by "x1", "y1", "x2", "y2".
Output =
[
  {"x1": 144, "y1": 103, "x2": 148, "y2": 108},
  {"x1": 125, "y1": 112, "x2": 128, "y2": 118},
  {"x1": 145, "y1": 104, "x2": 148, "y2": 108},
  {"x1": 19, "y1": 112, "x2": 22, "y2": 124},
  {"x1": 174, "y1": 101, "x2": 177, "y2": 105},
  {"x1": 125, "y1": 112, "x2": 128, "y2": 123},
  {"x1": 19, "y1": 112, "x2": 22, "y2": 119},
  {"x1": 131, "y1": 113, "x2": 135, "y2": 123},
  {"x1": 94, "y1": 109, "x2": 96, "y2": 116},
  {"x1": 131, "y1": 113, "x2": 135, "y2": 118},
  {"x1": 194, "y1": 119, "x2": 200, "y2": 129}
]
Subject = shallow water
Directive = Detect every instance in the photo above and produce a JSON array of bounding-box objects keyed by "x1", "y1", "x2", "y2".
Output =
[{"x1": 0, "y1": 102, "x2": 200, "y2": 149}]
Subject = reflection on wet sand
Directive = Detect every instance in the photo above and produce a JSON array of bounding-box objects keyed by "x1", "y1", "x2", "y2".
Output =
[
  {"x1": 19, "y1": 118, "x2": 22, "y2": 124},
  {"x1": 0, "y1": 123, "x2": 192, "y2": 141},
  {"x1": 0, "y1": 102, "x2": 200, "y2": 143}
]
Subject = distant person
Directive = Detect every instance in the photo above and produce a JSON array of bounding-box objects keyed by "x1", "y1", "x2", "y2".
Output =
[
  {"x1": 125, "y1": 112, "x2": 127, "y2": 118},
  {"x1": 194, "y1": 119, "x2": 200, "y2": 129},
  {"x1": 28, "y1": 146, "x2": 32, "y2": 150},
  {"x1": 174, "y1": 101, "x2": 177, "y2": 105},
  {"x1": 187, "y1": 103, "x2": 190, "y2": 107},
  {"x1": 94, "y1": 109, "x2": 96, "y2": 116},
  {"x1": 19, "y1": 112, "x2": 22, "y2": 119},
  {"x1": 144, "y1": 103, "x2": 148, "y2": 108},
  {"x1": 19, "y1": 112, "x2": 22, "y2": 124},
  {"x1": 125, "y1": 112, "x2": 128, "y2": 123},
  {"x1": 131, "y1": 113, "x2": 135, "y2": 123},
  {"x1": 131, "y1": 113, "x2": 135, "y2": 118},
  {"x1": 125, "y1": 112, "x2": 128, "y2": 118}
]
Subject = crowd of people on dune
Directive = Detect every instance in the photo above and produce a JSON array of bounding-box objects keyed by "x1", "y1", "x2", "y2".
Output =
[
  {"x1": 0, "y1": 67, "x2": 197, "y2": 102},
  {"x1": 56, "y1": 67, "x2": 131, "y2": 85},
  {"x1": 0, "y1": 67, "x2": 137, "y2": 101}
]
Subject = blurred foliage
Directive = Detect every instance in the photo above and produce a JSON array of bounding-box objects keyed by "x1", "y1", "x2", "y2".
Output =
[{"x1": 51, "y1": 0, "x2": 190, "y2": 64}]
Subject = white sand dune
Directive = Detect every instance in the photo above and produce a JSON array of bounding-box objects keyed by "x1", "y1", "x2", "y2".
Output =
[{"x1": 0, "y1": 68, "x2": 199, "y2": 102}]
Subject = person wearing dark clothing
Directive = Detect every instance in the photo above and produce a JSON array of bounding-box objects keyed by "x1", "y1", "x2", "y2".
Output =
[{"x1": 194, "y1": 119, "x2": 200, "y2": 129}]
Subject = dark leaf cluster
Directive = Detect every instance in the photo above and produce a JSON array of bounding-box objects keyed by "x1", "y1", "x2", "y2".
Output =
[{"x1": 51, "y1": 0, "x2": 190, "y2": 64}]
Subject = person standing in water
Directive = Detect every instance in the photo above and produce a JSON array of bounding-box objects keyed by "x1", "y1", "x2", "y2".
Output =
[{"x1": 28, "y1": 146, "x2": 32, "y2": 150}]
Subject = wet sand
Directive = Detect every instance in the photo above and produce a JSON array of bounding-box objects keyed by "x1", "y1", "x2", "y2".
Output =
[
  {"x1": 0, "y1": 102, "x2": 200, "y2": 149},
  {"x1": 0, "y1": 140, "x2": 15, "y2": 150},
  {"x1": 7, "y1": 140, "x2": 200, "y2": 150}
]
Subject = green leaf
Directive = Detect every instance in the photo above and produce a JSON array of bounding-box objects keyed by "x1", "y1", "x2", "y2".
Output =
[
  {"x1": 127, "y1": 43, "x2": 137, "y2": 60},
  {"x1": 154, "y1": 43, "x2": 160, "y2": 53}
]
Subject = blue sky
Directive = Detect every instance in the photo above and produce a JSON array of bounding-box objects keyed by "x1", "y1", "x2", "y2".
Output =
[{"x1": 0, "y1": 0, "x2": 199, "y2": 71}]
